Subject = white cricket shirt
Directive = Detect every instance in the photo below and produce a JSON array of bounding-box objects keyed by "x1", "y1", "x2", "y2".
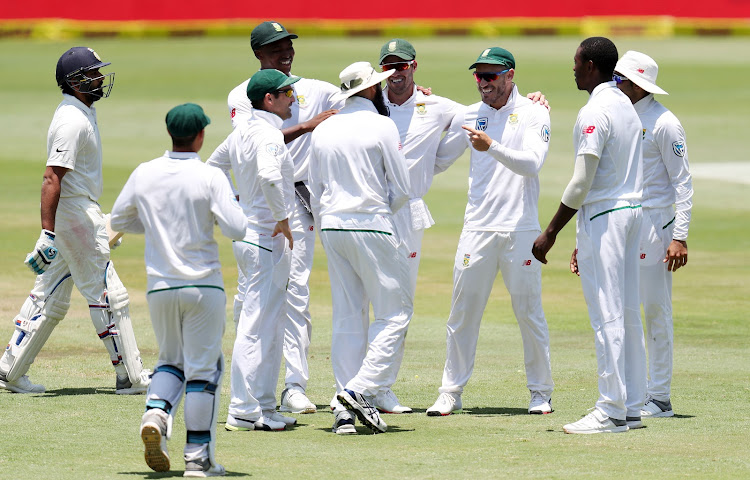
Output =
[
  {"x1": 110, "y1": 151, "x2": 246, "y2": 291},
  {"x1": 634, "y1": 94, "x2": 693, "y2": 240},
  {"x1": 384, "y1": 86, "x2": 463, "y2": 199},
  {"x1": 309, "y1": 96, "x2": 410, "y2": 233},
  {"x1": 575, "y1": 81, "x2": 643, "y2": 209},
  {"x1": 228, "y1": 75, "x2": 342, "y2": 182},
  {"x1": 435, "y1": 85, "x2": 551, "y2": 232},
  {"x1": 46, "y1": 94, "x2": 104, "y2": 201},
  {"x1": 207, "y1": 109, "x2": 295, "y2": 234}
]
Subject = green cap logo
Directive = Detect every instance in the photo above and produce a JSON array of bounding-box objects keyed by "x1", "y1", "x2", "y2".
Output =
[{"x1": 272, "y1": 22, "x2": 283, "y2": 32}]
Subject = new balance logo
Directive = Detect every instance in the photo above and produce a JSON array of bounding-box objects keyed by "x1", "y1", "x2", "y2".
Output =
[
  {"x1": 409, "y1": 252, "x2": 417, "y2": 258},
  {"x1": 524, "y1": 259, "x2": 532, "y2": 266},
  {"x1": 583, "y1": 126, "x2": 595, "y2": 135}
]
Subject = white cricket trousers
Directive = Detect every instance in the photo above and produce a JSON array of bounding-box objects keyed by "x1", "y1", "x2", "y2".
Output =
[
  {"x1": 576, "y1": 201, "x2": 647, "y2": 420},
  {"x1": 438, "y1": 230, "x2": 554, "y2": 397},
  {"x1": 233, "y1": 201, "x2": 315, "y2": 393},
  {"x1": 320, "y1": 228, "x2": 413, "y2": 397},
  {"x1": 640, "y1": 206, "x2": 676, "y2": 402},
  {"x1": 146, "y1": 286, "x2": 225, "y2": 459},
  {"x1": 228, "y1": 232, "x2": 291, "y2": 419}
]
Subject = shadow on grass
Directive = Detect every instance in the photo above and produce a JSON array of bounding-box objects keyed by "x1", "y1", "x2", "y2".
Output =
[
  {"x1": 409, "y1": 406, "x2": 530, "y2": 416},
  {"x1": 118, "y1": 470, "x2": 249, "y2": 478},
  {"x1": 314, "y1": 425, "x2": 415, "y2": 434},
  {"x1": 41, "y1": 387, "x2": 103, "y2": 396}
]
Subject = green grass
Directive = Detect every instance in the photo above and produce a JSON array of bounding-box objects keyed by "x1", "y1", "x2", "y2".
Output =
[{"x1": 0, "y1": 36, "x2": 749, "y2": 479}]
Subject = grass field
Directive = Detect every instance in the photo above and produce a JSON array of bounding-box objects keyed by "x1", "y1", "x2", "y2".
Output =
[{"x1": 0, "y1": 36, "x2": 749, "y2": 479}]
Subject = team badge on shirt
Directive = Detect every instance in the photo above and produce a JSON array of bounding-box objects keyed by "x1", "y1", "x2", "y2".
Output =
[
  {"x1": 508, "y1": 114, "x2": 518, "y2": 125},
  {"x1": 541, "y1": 125, "x2": 550, "y2": 142},
  {"x1": 297, "y1": 94, "x2": 307, "y2": 107},
  {"x1": 642, "y1": 128, "x2": 646, "y2": 140},
  {"x1": 463, "y1": 253, "x2": 471, "y2": 267},
  {"x1": 416, "y1": 103, "x2": 426, "y2": 115},
  {"x1": 672, "y1": 141, "x2": 685, "y2": 157},
  {"x1": 266, "y1": 143, "x2": 282, "y2": 155},
  {"x1": 476, "y1": 117, "x2": 488, "y2": 131}
]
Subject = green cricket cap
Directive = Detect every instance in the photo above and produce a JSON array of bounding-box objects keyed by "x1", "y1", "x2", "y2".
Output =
[
  {"x1": 246, "y1": 69, "x2": 301, "y2": 102},
  {"x1": 379, "y1": 38, "x2": 416, "y2": 64},
  {"x1": 251, "y1": 21, "x2": 298, "y2": 51},
  {"x1": 165, "y1": 103, "x2": 210, "y2": 137},
  {"x1": 469, "y1": 47, "x2": 516, "y2": 70}
]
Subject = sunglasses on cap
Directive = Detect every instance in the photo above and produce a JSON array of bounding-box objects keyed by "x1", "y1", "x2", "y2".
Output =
[
  {"x1": 380, "y1": 60, "x2": 415, "y2": 72},
  {"x1": 473, "y1": 69, "x2": 510, "y2": 83},
  {"x1": 276, "y1": 88, "x2": 294, "y2": 98},
  {"x1": 612, "y1": 73, "x2": 629, "y2": 84}
]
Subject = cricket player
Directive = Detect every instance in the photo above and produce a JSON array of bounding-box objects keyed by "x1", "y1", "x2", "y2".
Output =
[
  {"x1": 366, "y1": 38, "x2": 464, "y2": 414},
  {"x1": 309, "y1": 61, "x2": 411, "y2": 434},
  {"x1": 613, "y1": 51, "x2": 693, "y2": 418},
  {"x1": 210, "y1": 69, "x2": 298, "y2": 432},
  {"x1": 426, "y1": 47, "x2": 554, "y2": 417},
  {"x1": 222, "y1": 21, "x2": 342, "y2": 414},
  {"x1": 0, "y1": 47, "x2": 150, "y2": 395},
  {"x1": 111, "y1": 104, "x2": 246, "y2": 476},
  {"x1": 533, "y1": 37, "x2": 647, "y2": 434}
]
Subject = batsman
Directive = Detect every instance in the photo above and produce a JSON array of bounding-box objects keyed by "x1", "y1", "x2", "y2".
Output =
[{"x1": 0, "y1": 46, "x2": 150, "y2": 394}]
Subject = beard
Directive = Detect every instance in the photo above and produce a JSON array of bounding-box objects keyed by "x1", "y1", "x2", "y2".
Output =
[{"x1": 372, "y1": 83, "x2": 390, "y2": 117}]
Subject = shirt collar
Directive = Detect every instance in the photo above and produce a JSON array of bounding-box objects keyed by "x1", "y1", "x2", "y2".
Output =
[
  {"x1": 253, "y1": 109, "x2": 284, "y2": 128},
  {"x1": 383, "y1": 84, "x2": 417, "y2": 108},
  {"x1": 62, "y1": 93, "x2": 95, "y2": 116},
  {"x1": 590, "y1": 81, "x2": 616, "y2": 99},
  {"x1": 346, "y1": 95, "x2": 378, "y2": 113},
  {"x1": 164, "y1": 150, "x2": 201, "y2": 160},
  {"x1": 633, "y1": 93, "x2": 656, "y2": 114}
]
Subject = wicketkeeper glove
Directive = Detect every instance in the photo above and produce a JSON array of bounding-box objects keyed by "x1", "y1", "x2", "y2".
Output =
[{"x1": 24, "y1": 229, "x2": 58, "y2": 275}]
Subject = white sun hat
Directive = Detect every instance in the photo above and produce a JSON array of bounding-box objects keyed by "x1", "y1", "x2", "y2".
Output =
[
  {"x1": 615, "y1": 50, "x2": 669, "y2": 95},
  {"x1": 336, "y1": 61, "x2": 395, "y2": 100}
]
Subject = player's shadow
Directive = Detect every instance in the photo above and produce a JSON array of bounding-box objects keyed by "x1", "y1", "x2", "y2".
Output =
[
  {"x1": 119, "y1": 470, "x2": 248, "y2": 478},
  {"x1": 410, "y1": 406, "x2": 529, "y2": 416},
  {"x1": 314, "y1": 424, "x2": 414, "y2": 434},
  {"x1": 38, "y1": 387, "x2": 102, "y2": 396}
]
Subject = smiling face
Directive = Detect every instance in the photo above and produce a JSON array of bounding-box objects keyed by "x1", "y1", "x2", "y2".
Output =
[
  {"x1": 255, "y1": 38, "x2": 295, "y2": 75},
  {"x1": 268, "y1": 87, "x2": 296, "y2": 120},
  {"x1": 380, "y1": 54, "x2": 416, "y2": 98},
  {"x1": 474, "y1": 63, "x2": 514, "y2": 109}
]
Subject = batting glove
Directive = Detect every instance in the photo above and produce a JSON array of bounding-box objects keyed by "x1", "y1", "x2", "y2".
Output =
[{"x1": 24, "y1": 229, "x2": 58, "y2": 275}]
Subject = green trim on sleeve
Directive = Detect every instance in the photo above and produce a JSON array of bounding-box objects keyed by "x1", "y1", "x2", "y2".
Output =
[{"x1": 662, "y1": 216, "x2": 676, "y2": 229}]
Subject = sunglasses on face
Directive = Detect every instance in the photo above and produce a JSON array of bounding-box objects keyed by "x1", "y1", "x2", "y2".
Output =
[
  {"x1": 380, "y1": 61, "x2": 414, "y2": 72},
  {"x1": 612, "y1": 73, "x2": 629, "y2": 84},
  {"x1": 473, "y1": 69, "x2": 510, "y2": 83},
  {"x1": 276, "y1": 88, "x2": 294, "y2": 98}
]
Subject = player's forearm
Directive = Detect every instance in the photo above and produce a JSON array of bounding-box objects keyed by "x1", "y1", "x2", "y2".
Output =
[
  {"x1": 542, "y1": 202, "x2": 578, "y2": 238},
  {"x1": 40, "y1": 167, "x2": 63, "y2": 231},
  {"x1": 560, "y1": 153, "x2": 599, "y2": 210},
  {"x1": 487, "y1": 141, "x2": 543, "y2": 176},
  {"x1": 281, "y1": 124, "x2": 310, "y2": 144}
]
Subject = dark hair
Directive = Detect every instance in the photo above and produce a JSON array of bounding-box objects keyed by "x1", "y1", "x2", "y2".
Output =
[
  {"x1": 59, "y1": 80, "x2": 76, "y2": 96},
  {"x1": 171, "y1": 132, "x2": 199, "y2": 149},
  {"x1": 579, "y1": 37, "x2": 618, "y2": 78},
  {"x1": 250, "y1": 91, "x2": 284, "y2": 110}
]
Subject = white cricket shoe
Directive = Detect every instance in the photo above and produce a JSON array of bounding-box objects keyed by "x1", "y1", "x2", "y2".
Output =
[
  {"x1": 528, "y1": 391, "x2": 553, "y2": 414},
  {"x1": 280, "y1": 387, "x2": 316, "y2": 414},
  {"x1": 332, "y1": 409, "x2": 357, "y2": 435},
  {"x1": 337, "y1": 389, "x2": 387, "y2": 433},
  {"x1": 184, "y1": 458, "x2": 226, "y2": 477},
  {"x1": 563, "y1": 409, "x2": 628, "y2": 434},
  {"x1": 641, "y1": 397, "x2": 674, "y2": 418},
  {"x1": 0, "y1": 374, "x2": 45, "y2": 394},
  {"x1": 141, "y1": 409, "x2": 170, "y2": 472},
  {"x1": 426, "y1": 392, "x2": 462, "y2": 416},
  {"x1": 626, "y1": 416, "x2": 644, "y2": 429},
  {"x1": 225, "y1": 413, "x2": 286, "y2": 432},
  {"x1": 116, "y1": 369, "x2": 152, "y2": 395},
  {"x1": 370, "y1": 388, "x2": 413, "y2": 414},
  {"x1": 268, "y1": 410, "x2": 297, "y2": 426}
]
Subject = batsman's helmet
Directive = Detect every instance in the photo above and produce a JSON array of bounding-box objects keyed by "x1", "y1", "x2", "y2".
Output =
[{"x1": 55, "y1": 47, "x2": 115, "y2": 98}]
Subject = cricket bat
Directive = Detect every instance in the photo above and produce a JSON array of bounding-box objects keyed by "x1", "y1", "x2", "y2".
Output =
[{"x1": 104, "y1": 213, "x2": 124, "y2": 248}]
